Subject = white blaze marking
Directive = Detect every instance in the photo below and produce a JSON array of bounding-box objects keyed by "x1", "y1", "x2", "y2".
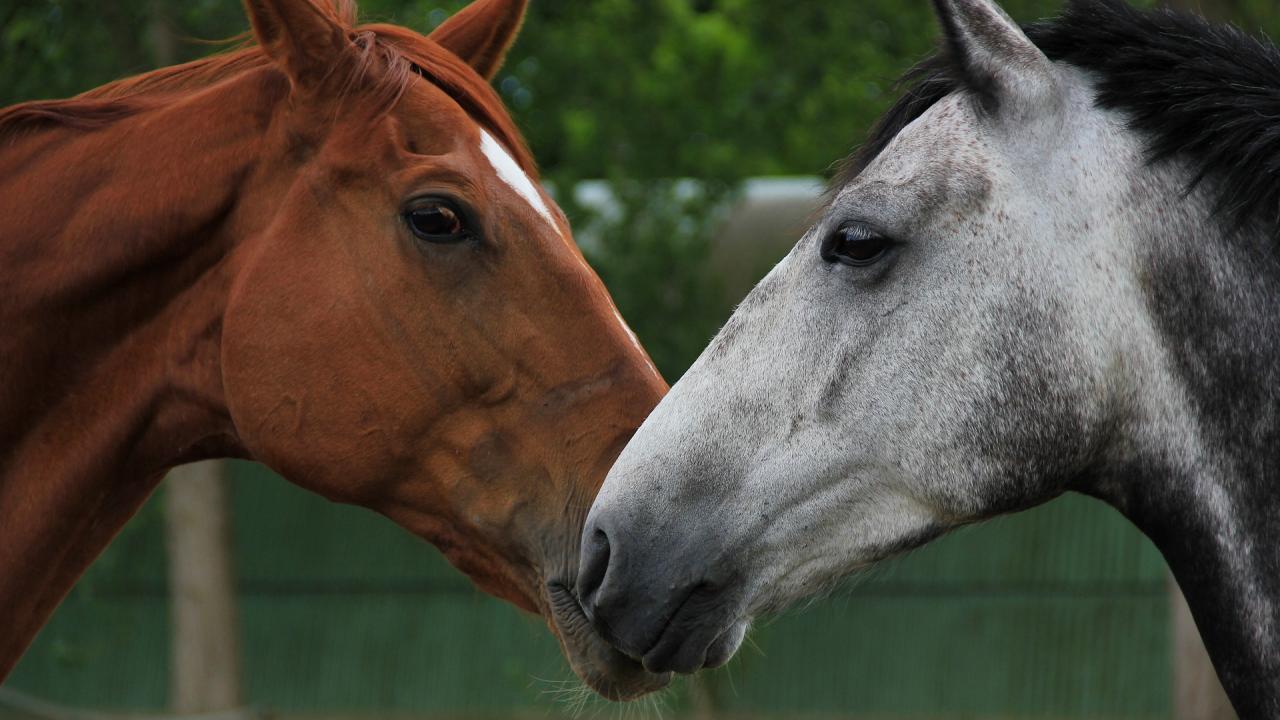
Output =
[
  {"x1": 613, "y1": 308, "x2": 643, "y2": 350},
  {"x1": 606, "y1": 304, "x2": 665, "y2": 379},
  {"x1": 479, "y1": 130, "x2": 561, "y2": 236},
  {"x1": 479, "y1": 131, "x2": 659, "y2": 380},
  {"x1": 613, "y1": 307, "x2": 644, "y2": 353},
  {"x1": 610, "y1": 306, "x2": 662, "y2": 380}
]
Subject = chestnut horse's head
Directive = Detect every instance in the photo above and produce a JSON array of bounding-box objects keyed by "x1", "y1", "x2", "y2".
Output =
[{"x1": 217, "y1": 0, "x2": 668, "y2": 698}]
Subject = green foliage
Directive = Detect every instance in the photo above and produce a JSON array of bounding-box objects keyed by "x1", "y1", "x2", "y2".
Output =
[
  {"x1": 565, "y1": 180, "x2": 732, "y2": 376},
  {"x1": 1, "y1": 0, "x2": 1273, "y2": 376},
  {"x1": 497, "y1": 0, "x2": 1086, "y2": 376},
  {"x1": 0, "y1": 1, "x2": 240, "y2": 100}
]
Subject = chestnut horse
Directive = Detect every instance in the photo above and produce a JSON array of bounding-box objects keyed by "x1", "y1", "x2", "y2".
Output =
[{"x1": 0, "y1": 0, "x2": 669, "y2": 700}]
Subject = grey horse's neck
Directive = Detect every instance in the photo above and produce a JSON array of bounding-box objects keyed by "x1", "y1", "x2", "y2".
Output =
[
  {"x1": 1098, "y1": 182, "x2": 1280, "y2": 718},
  {"x1": 1119, "y1": 467, "x2": 1279, "y2": 718}
]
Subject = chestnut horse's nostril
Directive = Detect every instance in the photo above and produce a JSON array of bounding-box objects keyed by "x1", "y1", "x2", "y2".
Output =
[{"x1": 576, "y1": 523, "x2": 612, "y2": 614}]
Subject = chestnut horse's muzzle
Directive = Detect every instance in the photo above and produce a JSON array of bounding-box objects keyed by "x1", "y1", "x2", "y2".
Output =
[{"x1": 544, "y1": 579, "x2": 671, "y2": 700}]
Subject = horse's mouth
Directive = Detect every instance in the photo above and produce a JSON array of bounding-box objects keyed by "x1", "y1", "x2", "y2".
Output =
[{"x1": 545, "y1": 580, "x2": 671, "y2": 701}]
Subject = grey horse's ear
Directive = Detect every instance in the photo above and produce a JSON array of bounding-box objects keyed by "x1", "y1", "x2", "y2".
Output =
[{"x1": 931, "y1": 0, "x2": 1059, "y2": 118}]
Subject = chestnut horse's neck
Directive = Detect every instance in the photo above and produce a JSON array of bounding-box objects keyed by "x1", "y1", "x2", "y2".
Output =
[{"x1": 0, "y1": 74, "x2": 279, "y2": 675}]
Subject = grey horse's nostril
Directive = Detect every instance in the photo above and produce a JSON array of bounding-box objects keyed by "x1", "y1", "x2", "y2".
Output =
[{"x1": 576, "y1": 523, "x2": 612, "y2": 614}]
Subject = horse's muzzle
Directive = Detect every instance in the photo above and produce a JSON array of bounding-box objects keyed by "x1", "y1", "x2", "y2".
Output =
[
  {"x1": 544, "y1": 580, "x2": 671, "y2": 700},
  {"x1": 574, "y1": 513, "x2": 749, "y2": 675}
]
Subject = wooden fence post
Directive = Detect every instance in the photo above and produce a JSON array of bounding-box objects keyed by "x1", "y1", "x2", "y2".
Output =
[
  {"x1": 1170, "y1": 574, "x2": 1235, "y2": 720},
  {"x1": 166, "y1": 461, "x2": 243, "y2": 713}
]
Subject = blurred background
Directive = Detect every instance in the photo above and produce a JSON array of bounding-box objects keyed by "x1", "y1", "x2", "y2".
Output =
[{"x1": 3, "y1": 0, "x2": 1277, "y2": 717}]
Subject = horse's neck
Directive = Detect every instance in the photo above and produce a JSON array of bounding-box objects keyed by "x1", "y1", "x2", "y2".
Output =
[
  {"x1": 1117, "y1": 454, "x2": 1280, "y2": 717},
  {"x1": 0, "y1": 86, "x2": 265, "y2": 677},
  {"x1": 1109, "y1": 206, "x2": 1280, "y2": 717},
  {"x1": 1136, "y1": 482, "x2": 1280, "y2": 718}
]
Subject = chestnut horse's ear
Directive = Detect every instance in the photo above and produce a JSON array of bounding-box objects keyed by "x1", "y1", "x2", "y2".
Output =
[
  {"x1": 243, "y1": 0, "x2": 351, "y2": 90},
  {"x1": 429, "y1": 0, "x2": 528, "y2": 80}
]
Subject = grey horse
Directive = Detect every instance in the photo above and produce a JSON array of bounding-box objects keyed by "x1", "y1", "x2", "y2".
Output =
[{"x1": 573, "y1": 0, "x2": 1280, "y2": 716}]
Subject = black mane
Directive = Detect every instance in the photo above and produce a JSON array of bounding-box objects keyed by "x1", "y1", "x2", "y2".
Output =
[{"x1": 835, "y1": 0, "x2": 1280, "y2": 237}]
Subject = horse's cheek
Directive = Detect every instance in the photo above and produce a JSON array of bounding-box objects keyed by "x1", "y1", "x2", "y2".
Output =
[{"x1": 219, "y1": 234, "x2": 411, "y2": 502}]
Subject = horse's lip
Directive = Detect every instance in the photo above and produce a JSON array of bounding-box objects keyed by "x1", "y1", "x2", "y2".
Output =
[{"x1": 545, "y1": 579, "x2": 671, "y2": 701}]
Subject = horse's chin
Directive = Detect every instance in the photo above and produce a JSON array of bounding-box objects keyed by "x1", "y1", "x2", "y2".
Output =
[
  {"x1": 702, "y1": 617, "x2": 750, "y2": 668},
  {"x1": 545, "y1": 581, "x2": 672, "y2": 701}
]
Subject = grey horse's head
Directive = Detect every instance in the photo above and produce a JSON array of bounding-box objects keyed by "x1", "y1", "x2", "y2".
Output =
[{"x1": 575, "y1": 0, "x2": 1234, "y2": 677}]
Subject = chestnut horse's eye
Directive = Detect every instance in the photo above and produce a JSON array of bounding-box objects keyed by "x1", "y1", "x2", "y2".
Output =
[
  {"x1": 821, "y1": 223, "x2": 894, "y2": 267},
  {"x1": 405, "y1": 200, "x2": 470, "y2": 244}
]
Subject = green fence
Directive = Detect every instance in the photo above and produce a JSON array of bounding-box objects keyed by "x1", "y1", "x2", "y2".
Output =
[{"x1": 8, "y1": 460, "x2": 1169, "y2": 718}]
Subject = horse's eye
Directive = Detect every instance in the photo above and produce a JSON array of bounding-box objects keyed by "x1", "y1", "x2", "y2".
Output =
[
  {"x1": 821, "y1": 223, "x2": 893, "y2": 267},
  {"x1": 405, "y1": 200, "x2": 470, "y2": 243}
]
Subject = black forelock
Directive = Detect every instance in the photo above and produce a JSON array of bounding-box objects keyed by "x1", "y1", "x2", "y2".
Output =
[{"x1": 833, "y1": 0, "x2": 1280, "y2": 238}]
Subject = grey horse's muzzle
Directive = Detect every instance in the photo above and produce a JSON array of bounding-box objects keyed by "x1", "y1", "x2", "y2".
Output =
[{"x1": 575, "y1": 505, "x2": 748, "y2": 675}]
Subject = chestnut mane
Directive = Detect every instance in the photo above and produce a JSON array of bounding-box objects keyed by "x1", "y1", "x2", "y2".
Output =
[{"x1": 0, "y1": 0, "x2": 536, "y2": 174}]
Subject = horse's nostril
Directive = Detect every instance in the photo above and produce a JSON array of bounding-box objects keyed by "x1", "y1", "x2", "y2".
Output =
[{"x1": 576, "y1": 523, "x2": 612, "y2": 613}]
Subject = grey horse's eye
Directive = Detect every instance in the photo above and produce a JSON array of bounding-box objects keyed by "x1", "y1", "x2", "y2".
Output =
[{"x1": 821, "y1": 222, "x2": 893, "y2": 267}]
